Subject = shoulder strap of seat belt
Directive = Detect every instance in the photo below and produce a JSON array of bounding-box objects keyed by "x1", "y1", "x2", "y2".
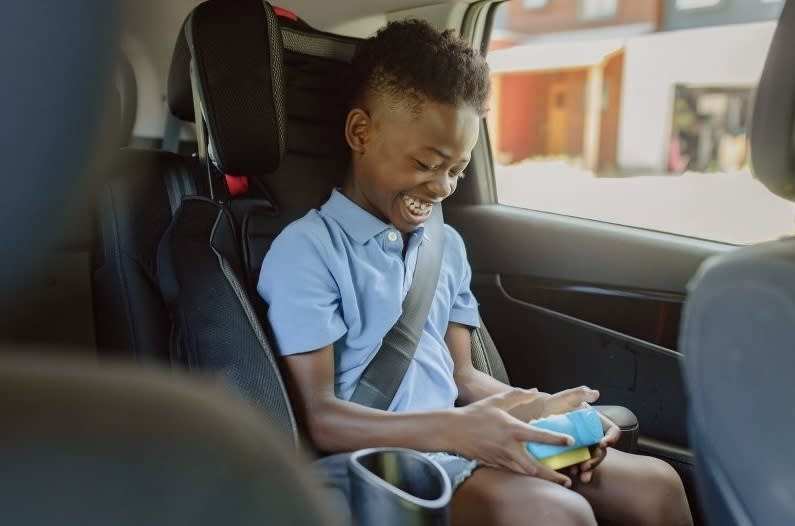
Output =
[{"x1": 349, "y1": 204, "x2": 446, "y2": 410}]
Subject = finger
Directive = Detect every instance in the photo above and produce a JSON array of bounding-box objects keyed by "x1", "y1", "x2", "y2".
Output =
[
  {"x1": 579, "y1": 470, "x2": 593, "y2": 484},
  {"x1": 516, "y1": 451, "x2": 572, "y2": 488},
  {"x1": 568, "y1": 465, "x2": 579, "y2": 477},
  {"x1": 492, "y1": 388, "x2": 541, "y2": 410},
  {"x1": 517, "y1": 424, "x2": 575, "y2": 446},
  {"x1": 559, "y1": 386, "x2": 600, "y2": 405},
  {"x1": 579, "y1": 448, "x2": 606, "y2": 473},
  {"x1": 600, "y1": 425, "x2": 622, "y2": 447}
]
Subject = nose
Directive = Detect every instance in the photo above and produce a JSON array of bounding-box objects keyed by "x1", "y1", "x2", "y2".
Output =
[{"x1": 426, "y1": 172, "x2": 457, "y2": 200}]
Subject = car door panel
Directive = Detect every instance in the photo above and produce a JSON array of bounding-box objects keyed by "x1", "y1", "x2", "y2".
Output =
[{"x1": 446, "y1": 202, "x2": 731, "y2": 514}]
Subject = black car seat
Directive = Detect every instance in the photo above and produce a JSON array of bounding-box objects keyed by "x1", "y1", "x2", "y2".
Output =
[
  {"x1": 156, "y1": 0, "x2": 639, "y2": 449},
  {"x1": 92, "y1": 47, "x2": 202, "y2": 362},
  {"x1": 680, "y1": 1, "x2": 795, "y2": 524}
]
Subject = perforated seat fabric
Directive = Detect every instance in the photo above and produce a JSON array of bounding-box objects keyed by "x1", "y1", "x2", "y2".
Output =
[{"x1": 157, "y1": 197, "x2": 298, "y2": 447}]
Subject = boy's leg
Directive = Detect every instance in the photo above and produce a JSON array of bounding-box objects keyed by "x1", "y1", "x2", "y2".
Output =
[
  {"x1": 451, "y1": 467, "x2": 597, "y2": 526},
  {"x1": 573, "y1": 448, "x2": 693, "y2": 526}
]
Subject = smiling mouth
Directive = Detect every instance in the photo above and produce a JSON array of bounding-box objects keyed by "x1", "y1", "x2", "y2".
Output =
[{"x1": 401, "y1": 193, "x2": 433, "y2": 216}]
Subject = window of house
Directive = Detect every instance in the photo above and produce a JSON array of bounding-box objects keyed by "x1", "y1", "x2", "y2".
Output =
[
  {"x1": 579, "y1": 0, "x2": 618, "y2": 21},
  {"x1": 486, "y1": 1, "x2": 793, "y2": 245},
  {"x1": 522, "y1": 0, "x2": 548, "y2": 9},
  {"x1": 675, "y1": 0, "x2": 721, "y2": 10}
]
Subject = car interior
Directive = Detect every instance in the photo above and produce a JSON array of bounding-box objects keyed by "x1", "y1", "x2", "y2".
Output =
[{"x1": 2, "y1": 0, "x2": 794, "y2": 524}]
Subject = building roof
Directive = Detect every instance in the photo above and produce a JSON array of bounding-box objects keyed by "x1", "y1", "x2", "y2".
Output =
[{"x1": 487, "y1": 38, "x2": 625, "y2": 73}]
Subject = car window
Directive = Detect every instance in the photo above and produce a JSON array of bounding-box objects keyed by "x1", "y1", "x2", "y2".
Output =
[{"x1": 486, "y1": 0, "x2": 793, "y2": 245}]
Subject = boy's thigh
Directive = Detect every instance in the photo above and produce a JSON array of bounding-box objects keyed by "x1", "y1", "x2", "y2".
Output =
[
  {"x1": 451, "y1": 467, "x2": 597, "y2": 526},
  {"x1": 572, "y1": 448, "x2": 691, "y2": 525}
]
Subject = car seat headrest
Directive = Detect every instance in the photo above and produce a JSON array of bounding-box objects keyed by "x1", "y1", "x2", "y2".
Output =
[
  {"x1": 751, "y1": 0, "x2": 795, "y2": 202},
  {"x1": 185, "y1": 0, "x2": 286, "y2": 175},
  {"x1": 111, "y1": 50, "x2": 138, "y2": 145},
  {"x1": 167, "y1": 26, "x2": 193, "y2": 122}
]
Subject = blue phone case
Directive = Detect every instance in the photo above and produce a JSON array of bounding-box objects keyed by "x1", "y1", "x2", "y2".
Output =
[{"x1": 525, "y1": 407, "x2": 604, "y2": 460}]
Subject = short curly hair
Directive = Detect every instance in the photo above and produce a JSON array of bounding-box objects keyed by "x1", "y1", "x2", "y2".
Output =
[{"x1": 348, "y1": 19, "x2": 490, "y2": 116}]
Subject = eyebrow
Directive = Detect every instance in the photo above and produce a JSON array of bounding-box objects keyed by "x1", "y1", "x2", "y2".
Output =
[{"x1": 423, "y1": 146, "x2": 469, "y2": 164}]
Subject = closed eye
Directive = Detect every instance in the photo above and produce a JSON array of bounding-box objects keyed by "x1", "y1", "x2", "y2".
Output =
[
  {"x1": 415, "y1": 160, "x2": 431, "y2": 171},
  {"x1": 449, "y1": 168, "x2": 467, "y2": 179}
]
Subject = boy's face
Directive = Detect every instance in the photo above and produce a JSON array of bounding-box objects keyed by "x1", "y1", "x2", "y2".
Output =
[{"x1": 343, "y1": 94, "x2": 480, "y2": 234}]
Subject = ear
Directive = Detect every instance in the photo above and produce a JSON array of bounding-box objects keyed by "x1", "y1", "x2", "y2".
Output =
[{"x1": 345, "y1": 107, "x2": 370, "y2": 154}]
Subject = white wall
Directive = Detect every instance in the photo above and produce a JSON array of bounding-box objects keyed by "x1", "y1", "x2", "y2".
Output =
[{"x1": 617, "y1": 21, "x2": 776, "y2": 172}]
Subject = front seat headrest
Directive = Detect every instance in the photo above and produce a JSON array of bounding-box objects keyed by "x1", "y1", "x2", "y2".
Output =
[
  {"x1": 751, "y1": 0, "x2": 795, "y2": 201},
  {"x1": 185, "y1": 0, "x2": 286, "y2": 176}
]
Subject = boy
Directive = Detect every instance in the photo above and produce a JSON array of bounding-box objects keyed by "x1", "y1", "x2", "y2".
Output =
[{"x1": 259, "y1": 19, "x2": 692, "y2": 526}]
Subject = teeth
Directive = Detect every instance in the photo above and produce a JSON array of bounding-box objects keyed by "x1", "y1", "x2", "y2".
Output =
[{"x1": 401, "y1": 194, "x2": 432, "y2": 215}]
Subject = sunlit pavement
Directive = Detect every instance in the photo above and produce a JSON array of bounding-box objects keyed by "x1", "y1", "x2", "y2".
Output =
[{"x1": 494, "y1": 161, "x2": 795, "y2": 245}]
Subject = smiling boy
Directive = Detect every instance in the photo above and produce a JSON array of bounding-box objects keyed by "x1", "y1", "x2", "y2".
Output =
[{"x1": 258, "y1": 19, "x2": 692, "y2": 526}]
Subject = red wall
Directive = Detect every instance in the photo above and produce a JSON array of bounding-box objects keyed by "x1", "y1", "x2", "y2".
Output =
[
  {"x1": 497, "y1": 74, "x2": 539, "y2": 162},
  {"x1": 494, "y1": 54, "x2": 624, "y2": 171}
]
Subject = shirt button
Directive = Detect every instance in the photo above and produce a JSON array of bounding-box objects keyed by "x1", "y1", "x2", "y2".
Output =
[{"x1": 387, "y1": 231, "x2": 399, "y2": 242}]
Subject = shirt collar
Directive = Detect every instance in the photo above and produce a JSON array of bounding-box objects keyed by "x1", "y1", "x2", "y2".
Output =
[{"x1": 321, "y1": 189, "x2": 427, "y2": 244}]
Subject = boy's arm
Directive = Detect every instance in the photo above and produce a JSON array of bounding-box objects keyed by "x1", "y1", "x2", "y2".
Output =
[
  {"x1": 281, "y1": 342, "x2": 576, "y2": 486},
  {"x1": 283, "y1": 344, "x2": 457, "y2": 453},
  {"x1": 446, "y1": 322, "x2": 600, "y2": 421}
]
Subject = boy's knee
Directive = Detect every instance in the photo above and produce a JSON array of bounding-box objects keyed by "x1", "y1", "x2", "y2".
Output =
[
  {"x1": 491, "y1": 485, "x2": 597, "y2": 526},
  {"x1": 634, "y1": 458, "x2": 692, "y2": 525},
  {"x1": 647, "y1": 458, "x2": 687, "y2": 504},
  {"x1": 544, "y1": 490, "x2": 597, "y2": 526}
]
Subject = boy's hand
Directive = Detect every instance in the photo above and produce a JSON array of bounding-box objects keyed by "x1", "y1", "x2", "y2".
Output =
[
  {"x1": 508, "y1": 386, "x2": 601, "y2": 422},
  {"x1": 569, "y1": 413, "x2": 621, "y2": 484},
  {"x1": 453, "y1": 388, "x2": 576, "y2": 487}
]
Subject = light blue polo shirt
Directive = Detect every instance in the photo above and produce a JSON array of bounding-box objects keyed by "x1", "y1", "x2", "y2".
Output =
[{"x1": 258, "y1": 189, "x2": 480, "y2": 412}]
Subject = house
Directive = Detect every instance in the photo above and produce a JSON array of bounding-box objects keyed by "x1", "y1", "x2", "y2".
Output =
[
  {"x1": 487, "y1": 0, "x2": 662, "y2": 172},
  {"x1": 487, "y1": 0, "x2": 784, "y2": 175},
  {"x1": 618, "y1": 0, "x2": 784, "y2": 173}
]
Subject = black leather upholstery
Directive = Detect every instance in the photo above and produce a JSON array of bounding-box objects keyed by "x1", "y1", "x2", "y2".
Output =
[
  {"x1": 93, "y1": 149, "x2": 200, "y2": 361},
  {"x1": 682, "y1": 2, "x2": 795, "y2": 523}
]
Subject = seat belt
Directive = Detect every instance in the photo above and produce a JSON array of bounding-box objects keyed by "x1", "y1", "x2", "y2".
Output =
[{"x1": 349, "y1": 204, "x2": 446, "y2": 410}]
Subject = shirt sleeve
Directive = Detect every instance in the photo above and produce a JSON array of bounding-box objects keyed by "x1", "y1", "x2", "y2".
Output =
[
  {"x1": 257, "y1": 219, "x2": 347, "y2": 355},
  {"x1": 445, "y1": 225, "x2": 481, "y2": 329}
]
